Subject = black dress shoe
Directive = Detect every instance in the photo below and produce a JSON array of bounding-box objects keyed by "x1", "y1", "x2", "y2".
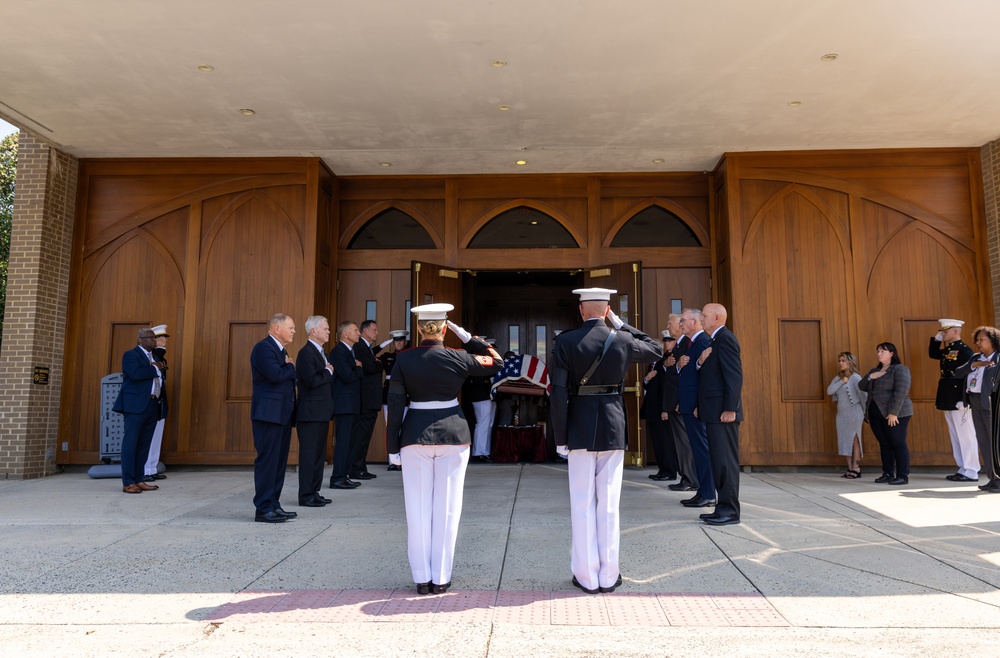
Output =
[
  {"x1": 351, "y1": 471, "x2": 376, "y2": 480},
  {"x1": 431, "y1": 581, "x2": 451, "y2": 594},
  {"x1": 274, "y1": 508, "x2": 297, "y2": 518},
  {"x1": 599, "y1": 575, "x2": 623, "y2": 593},
  {"x1": 649, "y1": 472, "x2": 675, "y2": 481},
  {"x1": 668, "y1": 483, "x2": 697, "y2": 491},
  {"x1": 888, "y1": 477, "x2": 908, "y2": 485},
  {"x1": 330, "y1": 479, "x2": 361, "y2": 489},
  {"x1": 571, "y1": 576, "x2": 600, "y2": 595},
  {"x1": 703, "y1": 515, "x2": 740, "y2": 526},
  {"x1": 317, "y1": 495, "x2": 332, "y2": 504},
  {"x1": 699, "y1": 512, "x2": 719, "y2": 520},
  {"x1": 152, "y1": 473, "x2": 167, "y2": 480},
  {"x1": 387, "y1": 464, "x2": 402, "y2": 471},
  {"x1": 948, "y1": 474, "x2": 976, "y2": 482},
  {"x1": 142, "y1": 475, "x2": 157, "y2": 483},
  {"x1": 299, "y1": 497, "x2": 325, "y2": 507},
  {"x1": 874, "y1": 474, "x2": 894, "y2": 483},
  {"x1": 681, "y1": 495, "x2": 717, "y2": 508},
  {"x1": 986, "y1": 484, "x2": 1000, "y2": 493},
  {"x1": 254, "y1": 511, "x2": 286, "y2": 523},
  {"x1": 416, "y1": 582, "x2": 432, "y2": 595}
]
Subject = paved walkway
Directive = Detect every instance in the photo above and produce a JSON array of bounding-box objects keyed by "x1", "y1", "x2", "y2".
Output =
[{"x1": 1, "y1": 463, "x2": 999, "y2": 656}]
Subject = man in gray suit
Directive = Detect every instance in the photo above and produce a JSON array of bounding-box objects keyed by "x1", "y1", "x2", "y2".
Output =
[
  {"x1": 955, "y1": 326, "x2": 1000, "y2": 493},
  {"x1": 550, "y1": 287, "x2": 661, "y2": 594}
]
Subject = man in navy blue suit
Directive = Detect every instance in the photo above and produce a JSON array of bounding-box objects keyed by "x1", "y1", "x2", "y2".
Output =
[
  {"x1": 697, "y1": 303, "x2": 744, "y2": 526},
  {"x1": 329, "y1": 320, "x2": 363, "y2": 490},
  {"x1": 676, "y1": 308, "x2": 715, "y2": 509},
  {"x1": 113, "y1": 328, "x2": 165, "y2": 494},
  {"x1": 250, "y1": 313, "x2": 298, "y2": 523}
]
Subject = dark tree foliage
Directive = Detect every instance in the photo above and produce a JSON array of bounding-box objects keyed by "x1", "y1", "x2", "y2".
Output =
[{"x1": 0, "y1": 132, "x2": 17, "y2": 345}]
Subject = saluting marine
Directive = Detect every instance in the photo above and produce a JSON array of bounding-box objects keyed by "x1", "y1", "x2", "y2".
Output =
[
  {"x1": 929, "y1": 318, "x2": 979, "y2": 482},
  {"x1": 377, "y1": 329, "x2": 409, "y2": 471},
  {"x1": 550, "y1": 288, "x2": 661, "y2": 594},
  {"x1": 385, "y1": 303, "x2": 503, "y2": 595}
]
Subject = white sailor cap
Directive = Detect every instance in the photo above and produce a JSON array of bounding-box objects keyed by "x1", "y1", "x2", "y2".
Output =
[
  {"x1": 572, "y1": 287, "x2": 616, "y2": 302},
  {"x1": 661, "y1": 330, "x2": 675, "y2": 341},
  {"x1": 410, "y1": 303, "x2": 454, "y2": 320},
  {"x1": 152, "y1": 324, "x2": 169, "y2": 337},
  {"x1": 389, "y1": 330, "x2": 409, "y2": 340},
  {"x1": 938, "y1": 318, "x2": 964, "y2": 330}
]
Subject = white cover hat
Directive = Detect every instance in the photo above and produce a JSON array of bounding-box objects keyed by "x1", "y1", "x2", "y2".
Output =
[
  {"x1": 572, "y1": 287, "x2": 616, "y2": 302},
  {"x1": 938, "y1": 318, "x2": 964, "y2": 329},
  {"x1": 389, "y1": 329, "x2": 408, "y2": 339},
  {"x1": 151, "y1": 324, "x2": 169, "y2": 337},
  {"x1": 410, "y1": 303, "x2": 454, "y2": 320}
]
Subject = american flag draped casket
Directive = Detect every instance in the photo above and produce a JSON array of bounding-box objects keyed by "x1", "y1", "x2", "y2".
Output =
[{"x1": 490, "y1": 353, "x2": 551, "y2": 398}]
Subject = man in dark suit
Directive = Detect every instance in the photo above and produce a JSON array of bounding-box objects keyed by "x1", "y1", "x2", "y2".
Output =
[
  {"x1": 295, "y1": 315, "x2": 335, "y2": 508},
  {"x1": 643, "y1": 330, "x2": 678, "y2": 480},
  {"x1": 142, "y1": 324, "x2": 170, "y2": 482},
  {"x1": 330, "y1": 320, "x2": 363, "y2": 489},
  {"x1": 954, "y1": 327, "x2": 1000, "y2": 493},
  {"x1": 113, "y1": 328, "x2": 164, "y2": 494},
  {"x1": 350, "y1": 319, "x2": 384, "y2": 480},
  {"x1": 250, "y1": 313, "x2": 298, "y2": 523},
  {"x1": 676, "y1": 308, "x2": 715, "y2": 508},
  {"x1": 662, "y1": 314, "x2": 697, "y2": 493},
  {"x1": 550, "y1": 288, "x2": 661, "y2": 595},
  {"x1": 697, "y1": 303, "x2": 744, "y2": 525}
]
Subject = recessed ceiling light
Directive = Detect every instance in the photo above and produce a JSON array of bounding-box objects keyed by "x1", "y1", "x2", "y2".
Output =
[
  {"x1": 498, "y1": 104, "x2": 511, "y2": 111},
  {"x1": 238, "y1": 108, "x2": 255, "y2": 116},
  {"x1": 787, "y1": 101, "x2": 802, "y2": 107},
  {"x1": 515, "y1": 160, "x2": 527, "y2": 166},
  {"x1": 530, "y1": 221, "x2": 538, "y2": 225},
  {"x1": 820, "y1": 53, "x2": 838, "y2": 62},
  {"x1": 379, "y1": 162, "x2": 392, "y2": 167},
  {"x1": 197, "y1": 64, "x2": 214, "y2": 72},
  {"x1": 652, "y1": 158, "x2": 664, "y2": 164},
  {"x1": 490, "y1": 60, "x2": 507, "y2": 68}
]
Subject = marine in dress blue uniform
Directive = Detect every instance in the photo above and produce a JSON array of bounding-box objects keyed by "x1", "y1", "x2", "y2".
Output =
[
  {"x1": 929, "y1": 318, "x2": 979, "y2": 482},
  {"x1": 385, "y1": 304, "x2": 503, "y2": 594},
  {"x1": 549, "y1": 288, "x2": 661, "y2": 594}
]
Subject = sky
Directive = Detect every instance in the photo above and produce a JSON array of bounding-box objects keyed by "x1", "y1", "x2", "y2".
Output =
[{"x1": 1, "y1": 118, "x2": 18, "y2": 137}]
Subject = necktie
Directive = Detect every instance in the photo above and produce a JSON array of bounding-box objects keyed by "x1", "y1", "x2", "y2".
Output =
[{"x1": 148, "y1": 351, "x2": 161, "y2": 397}]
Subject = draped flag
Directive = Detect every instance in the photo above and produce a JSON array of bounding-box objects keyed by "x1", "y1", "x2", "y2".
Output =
[{"x1": 491, "y1": 354, "x2": 551, "y2": 398}]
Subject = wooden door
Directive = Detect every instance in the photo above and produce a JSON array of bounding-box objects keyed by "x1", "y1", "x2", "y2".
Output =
[{"x1": 584, "y1": 261, "x2": 646, "y2": 467}]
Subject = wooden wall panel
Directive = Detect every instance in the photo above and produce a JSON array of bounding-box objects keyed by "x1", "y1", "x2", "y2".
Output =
[{"x1": 641, "y1": 268, "x2": 712, "y2": 337}]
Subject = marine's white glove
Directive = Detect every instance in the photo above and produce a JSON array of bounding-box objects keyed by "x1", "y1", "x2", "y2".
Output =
[
  {"x1": 556, "y1": 445, "x2": 570, "y2": 457},
  {"x1": 446, "y1": 320, "x2": 472, "y2": 343},
  {"x1": 606, "y1": 309, "x2": 624, "y2": 330},
  {"x1": 388, "y1": 453, "x2": 402, "y2": 466},
  {"x1": 379, "y1": 338, "x2": 393, "y2": 349},
  {"x1": 934, "y1": 331, "x2": 944, "y2": 342}
]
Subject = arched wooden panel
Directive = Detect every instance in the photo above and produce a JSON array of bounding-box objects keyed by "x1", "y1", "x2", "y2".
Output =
[
  {"x1": 339, "y1": 200, "x2": 443, "y2": 249},
  {"x1": 604, "y1": 198, "x2": 710, "y2": 248},
  {"x1": 460, "y1": 199, "x2": 586, "y2": 249}
]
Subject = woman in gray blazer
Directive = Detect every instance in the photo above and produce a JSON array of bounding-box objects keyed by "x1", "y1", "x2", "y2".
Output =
[
  {"x1": 827, "y1": 352, "x2": 866, "y2": 479},
  {"x1": 858, "y1": 342, "x2": 914, "y2": 485}
]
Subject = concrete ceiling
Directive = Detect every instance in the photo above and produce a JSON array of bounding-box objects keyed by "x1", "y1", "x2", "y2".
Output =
[{"x1": 2, "y1": 1, "x2": 999, "y2": 176}]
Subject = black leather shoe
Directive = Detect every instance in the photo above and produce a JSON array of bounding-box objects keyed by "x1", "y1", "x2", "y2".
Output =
[
  {"x1": 699, "y1": 512, "x2": 719, "y2": 520},
  {"x1": 317, "y1": 495, "x2": 332, "y2": 504},
  {"x1": 254, "y1": 511, "x2": 286, "y2": 523},
  {"x1": 986, "y1": 484, "x2": 1000, "y2": 493},
  {"x1": 417, "y1": 582, "x2": 432, "y2": 595},
  {"x1": 571, "y1": 576, "x2": 600, "y2": 595},
  {"x1": 152, "y1": 473, "x2": 167, "y2": 480},
  {"x1": 668, "y1": 483, "x2": 697, "y2": 491},
  {"x1": 874, "y1": 474, "x2": 893, "y2": 483},
  {"x1": 299, "y1": 497, "x2": 325, "y2": 507},
  {"x1": 649, "y1": 472, "x2": 675, "y2": 481},
  {"x1": 274, "y1": 508, "x2": 297, "y2": 518},
  {"x1": 142, "y1": 475, "x2": 157, "y2": 483},
  {"x1": 351, "y1": 471, "x2": 376, "y2": 480},
  {"x1": 682, "y1": 495, "x2": 717, "y2": 507},
  {"x1": 888, "y1": 477, "x2": 908, "y2": 485},
  {"x1": 387, "y1": 464, "x2": 402, "y2": 471},
  {"x1": 703, "y1": 515, "x2": 740, "y2": 526},
  {"x1": 431, "y1": 581, "x2": 451, "y2": 594},
  {"x1": 947, "y1": 474, "x2": 976, "y2": 482},
  {"x1": 599, "y1": 575, "x2": 623, "y2": 593},
  {"x1": 330, "y1": 479, "x2": 361, "y2": 489}
]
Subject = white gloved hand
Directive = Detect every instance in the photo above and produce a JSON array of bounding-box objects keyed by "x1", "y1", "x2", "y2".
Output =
[
  {"x1": 446, "y1": 320, "x2": 473, "y2": 343},
  {"x1": 606, "y1": 309, "x2": 624, "y2": 330},
  {"x1": 556, "y1": 445, "x2": 570, "y2": 457},
  {"x1": 388, "y1": 453, "x2": 402, "y2": 466},
  {"x1": 379, "y1": 338, "x2": 393, "y2": 349},
  {"x1": 934, "y1": 332, "x2": 944, "y2": 342}
]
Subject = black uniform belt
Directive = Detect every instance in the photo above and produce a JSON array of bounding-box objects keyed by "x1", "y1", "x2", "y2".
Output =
[{"x1": 576, "y1": 384, "x2": 620, "y2": 396}]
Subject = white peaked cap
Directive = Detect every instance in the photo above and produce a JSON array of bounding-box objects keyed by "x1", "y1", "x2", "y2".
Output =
[
  {"x1": 151, "y1": 324, "x2": 169, "y2": 337},
  {"x1": 661, "y1": 330, "x2": 673, "y2": 340},
  {"x1": 389, "y1": 329, "x2": 408, "y2": 339},
  {"x1": 410, "y1": 303, "x2": 454, "y2": 320},
  {"x1": 938, "y1": 318, "x2": 964, "y2": 329},
  {"x1": 572, "y1": 287, "x2": 616, "y2": 302}
]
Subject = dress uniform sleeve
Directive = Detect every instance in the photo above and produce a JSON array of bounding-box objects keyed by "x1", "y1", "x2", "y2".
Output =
[
  {"x1": 548, "y1": 340, "x2": 570, "y2": 447},
  {"x1": 385, "y1": 370, "x2": 407, "y2": 454},
  {"x1": 929, "y1": 337, "x2": 944, "y2": 359},
  {"x1": 462, "y1": 336, "x2": 504, "y2": 373},
  {"x1": 621, "y1": 322, "x2": 662, "y2": 364}
]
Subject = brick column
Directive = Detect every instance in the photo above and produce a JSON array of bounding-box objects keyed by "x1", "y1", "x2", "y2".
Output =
[
  {"x1": 983, "y1": 138, "x2": 1000, "y2": 320},
  {"x1": 0, "y1": 133, "x2": 77, "y2": 479}
]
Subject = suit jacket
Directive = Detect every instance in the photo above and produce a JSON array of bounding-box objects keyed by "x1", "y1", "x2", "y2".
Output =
[
  {"x1": 550, "y1": 319, "x2": 661, "y2": 452},
  {"x1": 295, "y1": 340, "x2": 334, "y2": 422},
  {"x1": 858, "y1": 363, "x2": 913, "y2": 419},
  {"x1": 112, "y1": 345, "x2": 160, "y2": 414},
  {"x1": 250, "y1": 336, "x2": 297, "y2": 426},
  {"x1": 330, "y1": 340, "x2": 362, "y2": 415},
  {"x1": 641, "y1": 357, "x2": 667, "y2": 420},
  {"x1": 677, "y1": 331, "x2": 710, "y2": 414},
  {"x1": 954, "y1": 352, "x2": 1000, "y2": 411},
  {"x1": 354, "y1": 337, "x2": 384, "y2": 411},
  {"x1": 660, "y1": 335, "x2": 686, "y2": 413},
  {"x1": 697, "y1": 326, "x2": 744, "y2": 423}
]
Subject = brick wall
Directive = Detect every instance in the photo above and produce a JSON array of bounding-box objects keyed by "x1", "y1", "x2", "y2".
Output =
[{"x1": 0, "y1": 133, "x2": 77, "y2": 479}]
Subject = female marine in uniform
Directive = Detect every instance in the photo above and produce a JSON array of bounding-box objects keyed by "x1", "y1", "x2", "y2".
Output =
[{"x1": 385, "y1": 303, "x2": 503, "y2": 595}]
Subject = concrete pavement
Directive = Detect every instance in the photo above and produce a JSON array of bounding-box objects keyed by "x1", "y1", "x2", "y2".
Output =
[{"x1": 1, "y1": 463, "x2": 999, "y2": 657}]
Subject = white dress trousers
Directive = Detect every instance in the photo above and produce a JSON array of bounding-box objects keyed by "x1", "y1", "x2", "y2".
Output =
[
  {"x1": 400, "y1": 444, "x2": 470, "y2": 585},
  {"x1": 945, "y1": 404, "x2": 981, "y2": 479},
  {"x1": 567, "y1": 449, "x2": 624, "y2": 591},
  {"x1": 471, "y1": 400, "x2": 496, "y2": 456},
  {"x1": 144, "y1": 418, "x2": 165, "y2": 476}
]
